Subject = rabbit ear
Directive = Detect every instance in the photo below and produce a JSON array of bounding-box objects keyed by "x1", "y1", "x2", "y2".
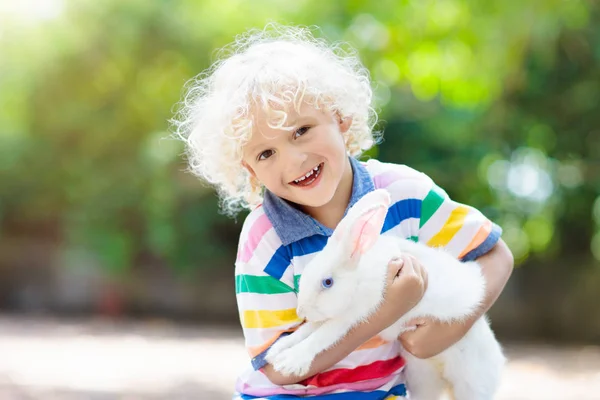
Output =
[
  {"x1": 331, "y1": 189, "x2": 391, "y2": 261},
  {"x1": 348, "y1": 204, "x2": 388, "y2": 258}
]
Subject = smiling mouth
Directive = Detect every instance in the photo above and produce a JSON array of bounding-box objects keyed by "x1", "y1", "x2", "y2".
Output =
[{"x1": 290, "y1": 163, "x2": 323, "y2": 186}]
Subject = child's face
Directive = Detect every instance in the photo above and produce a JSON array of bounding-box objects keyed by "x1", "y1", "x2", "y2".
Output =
[{"x1": 241, "y1": 102, "x2": 352, "y2": 209}]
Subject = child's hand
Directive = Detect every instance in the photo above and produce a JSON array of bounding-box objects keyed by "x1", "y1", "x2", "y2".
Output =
[
  {"x1": 375, "y1": 254, "x2": 428, "y2": 329},
  {"x1": 399, "y1": 317, "x2": 472, "y2": 359}
]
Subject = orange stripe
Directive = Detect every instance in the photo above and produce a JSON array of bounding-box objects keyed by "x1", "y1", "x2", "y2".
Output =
[
  {"x1": 247, "y1": 327, "x2": 299, "y2": 358},
  {"x1": 248, "y1": 329, "x2": 389, "y2": 357},
  {"x1": 458, "y1": 220, "x2": 492, "y2": 259},
  {"x1": 357, "y1": 335, "x2": 389, "y2": 351}
]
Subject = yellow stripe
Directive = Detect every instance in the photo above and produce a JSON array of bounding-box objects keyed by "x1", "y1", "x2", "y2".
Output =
[
  {"x1": 242, "y1": 308, "x2": 302, "y2": 329},
  {"x1": 426, "y1": 205, "x2": 470, "y2": 248}
]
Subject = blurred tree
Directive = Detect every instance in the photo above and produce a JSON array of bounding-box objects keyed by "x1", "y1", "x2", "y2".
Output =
[{"x1": 0, "y1": 0, "x2": 597, "y2": 325}]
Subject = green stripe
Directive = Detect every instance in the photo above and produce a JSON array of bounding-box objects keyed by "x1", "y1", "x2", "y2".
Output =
[
  {"x1": 419, "y1": 185, "x2": 446, "y2": 228},
  {"x1": 294, "y1": 275, "x2": 301, "y2": 292},
  {"x1": 235, "y1": 275, "x2": 294, "y2": 294},
  {"x1": 408, "y1": 235, "x2": 419, "y2": 243}
]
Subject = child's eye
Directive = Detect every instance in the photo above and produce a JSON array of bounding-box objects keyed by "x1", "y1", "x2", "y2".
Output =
[
  {"x1": 293, "y1": 126, "x2": 310, "y2": 139},
  {"x1": 258, "y1": 149, "x2": 274, "y2": 161}
]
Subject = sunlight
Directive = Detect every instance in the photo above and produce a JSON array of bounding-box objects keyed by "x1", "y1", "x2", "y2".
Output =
[{"x1": 0, "y1": 0, "x2": 64, "y2": 23}]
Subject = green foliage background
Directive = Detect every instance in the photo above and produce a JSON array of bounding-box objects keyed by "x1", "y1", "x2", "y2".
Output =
[{"x1": 0, "y1": 0, "x2": 598, "y2": 337}]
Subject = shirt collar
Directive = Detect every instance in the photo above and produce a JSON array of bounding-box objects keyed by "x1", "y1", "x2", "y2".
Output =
[{"x1": 262, "y1": 156, "x2": 375, "y2": 245}]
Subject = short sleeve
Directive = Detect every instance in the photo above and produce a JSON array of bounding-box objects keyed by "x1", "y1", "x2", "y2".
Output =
[
  {"x1": 417, "y1": 174, "x2": 502, "y2": 261},
  {"x1": 235, "y1": 209, "x2": 303, "y2": 371}
]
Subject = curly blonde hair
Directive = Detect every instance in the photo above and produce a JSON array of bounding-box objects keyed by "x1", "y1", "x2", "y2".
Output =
[{"x1": 170, "y1": 23, "x2": 379, "y2": 217}]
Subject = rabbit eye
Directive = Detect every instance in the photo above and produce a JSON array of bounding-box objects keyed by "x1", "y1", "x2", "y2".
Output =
[{"x1": 321, "y1": 278, "x2": 334, "y2": 288}]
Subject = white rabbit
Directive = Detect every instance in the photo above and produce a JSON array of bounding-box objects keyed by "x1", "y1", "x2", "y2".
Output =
[{"x1": 265, "y1": 189, "x2": 505, "y2": 400}]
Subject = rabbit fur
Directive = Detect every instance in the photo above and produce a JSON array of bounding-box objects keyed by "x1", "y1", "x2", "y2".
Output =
[{"x1": 265, "y1": 189, "x2": 505, "y2": 400}]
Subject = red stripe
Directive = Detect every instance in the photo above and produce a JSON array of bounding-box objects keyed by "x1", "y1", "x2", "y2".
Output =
[{"x1": 299, "y1": 356, "x2": 406, "y2": 387}]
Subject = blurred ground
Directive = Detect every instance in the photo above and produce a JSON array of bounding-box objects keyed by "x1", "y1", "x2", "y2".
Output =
[{"x1": 0, "y1": 316, "x2": 598, "y2": 400}]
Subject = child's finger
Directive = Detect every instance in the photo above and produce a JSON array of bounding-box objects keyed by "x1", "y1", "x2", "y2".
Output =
[
  {"x1": 397, "y1": 254, "x2": 416, "y2": 276},
  {"x1": 406, "y1": 318, "x2": 427, "y2": 326},
  {"x1": 400, "y1": 254, "x2": 428, "y2": 290},
  {"x1": 412, "y1": 257, "x2": 428, "y2": 290},
  {"x1": 398, "y1": 328, "x2": 416, "y2": 341},
  {"x1": 386, "y1": 257, "x2": 404, "y2": 281}
]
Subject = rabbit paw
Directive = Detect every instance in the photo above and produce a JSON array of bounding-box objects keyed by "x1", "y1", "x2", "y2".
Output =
[
  {"x1": 265, "y1": 334, "x2": 301, "y2": 362},
  {"x1": 270, "y1": 344, "x2": 315, "y2": 377}
]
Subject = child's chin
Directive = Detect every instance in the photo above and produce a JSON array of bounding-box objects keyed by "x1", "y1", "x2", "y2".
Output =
[
  {"x1": 296, "y1": 191, "x2": 335, "y2": 208},
  {"x1": 300, "y1": 198, "x2": 328, "y2": 208}
]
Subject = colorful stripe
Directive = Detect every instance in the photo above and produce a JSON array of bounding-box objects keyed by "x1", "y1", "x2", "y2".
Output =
[
  {"x1": 237, "y1": 292, "x2": 297, "y2": 312},
  {"x1": 239, "y1": 383, "x2": 406, "y2": 399},
  {"x1": 239, "y1": 213, "x2": 273, "y2": 262},
  {"x1": 419, "y1": 185, "x2": 446, "y2": 228},
  {"x1": 381, "y1": 199, "x2": 421, "y2": 233},
  {"x1": 263, "y1": 246, "x2": 291, "y2": 280},
  {"x1": 242, "y1": 308, "x2": 301, "y2": 329},
  {"x1": 247, "y1": 328, "x2": 297, "y2": 358},
  {"x1": 300, "y1": 357, "x2": 405, "y2": 387},
  {"x1": 373, "y1": 170, "x2": 404, "y2": 188},
  {"x1": 458, "y1": 219, "x2": 492, "y2": 259},
  {"x1": 236, "y1": 275, "x2": 295, "y2": 295},
  {"x1": 425, "y1": 205, "x2": 470, "y2": 247},
  {"x1": 289, "y1": 235, "x2": 329, "y2": 257},
  {"x1": 461, "y1": 223, "x2": 502, "y2": 261},
  {"x1": 356, "y1": 335, "x2": 389, "y2": 351}
]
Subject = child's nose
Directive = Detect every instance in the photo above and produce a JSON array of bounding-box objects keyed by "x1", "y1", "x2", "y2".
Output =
[{"x1": 286, "y1": 147, "x2": 308, "y2": 164}]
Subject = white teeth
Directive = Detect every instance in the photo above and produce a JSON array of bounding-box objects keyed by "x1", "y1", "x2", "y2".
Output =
[{"x1": 294, "y1": 164, "x2": 321, "y2": 183}]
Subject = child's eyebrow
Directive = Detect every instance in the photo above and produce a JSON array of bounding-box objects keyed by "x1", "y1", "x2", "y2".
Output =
[
  {"x1": 245, "y1": 137, "x2": 276, "y2": 156},
  {"x1": 245, "y1": 143, "x2": 265, "y2": 156},
  {"x1": 290, "y1": 116, "x2": 312, "y2": 124}
]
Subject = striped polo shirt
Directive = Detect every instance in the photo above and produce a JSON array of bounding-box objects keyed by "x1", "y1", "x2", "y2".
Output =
[{"x1": 233, "y1": 156, "x2": 502, "y2": 400}]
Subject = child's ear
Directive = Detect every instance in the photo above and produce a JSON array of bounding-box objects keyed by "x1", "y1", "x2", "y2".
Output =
[
  {"x1": 241, "y1": 160, "x2": 257, "y2": 178},
  {"x1": 242, "y1": 160, "x2": 262, "y2": 191},
  {"x1": 336, "y1": 113, "x2": 353, "y2": 134}
]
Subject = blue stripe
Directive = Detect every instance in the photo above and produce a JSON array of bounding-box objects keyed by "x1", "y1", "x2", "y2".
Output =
[
  {"x1": 461, "y1": 223, "x2": 503, "y2": 262},
  {"x1": 381, "y1": 199, "x2": 421, "y2": 234},
  {"x1": 290, "y1": 235, "x2": 329, "y2": 258},
  {"x1": 263, "y1": 245, "x2": 291, "y2": 280},
  {"x1": 239, "y1": 383, "x2": 406, "y2": 399}
]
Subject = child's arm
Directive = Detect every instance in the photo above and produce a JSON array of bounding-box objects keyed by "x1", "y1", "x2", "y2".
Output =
[
  {"x1": 399, "y1": 239, "x2": 514, "y2": 359},
  {"x1": 388, "y1": 168, "x2": 513, "y2": 359},
  {"x1": 262, "y1": 315, "x2": 385, "y2": 385},
  {"x1": 264, "y1": 255, "x2": 428, "y2": 386}
]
